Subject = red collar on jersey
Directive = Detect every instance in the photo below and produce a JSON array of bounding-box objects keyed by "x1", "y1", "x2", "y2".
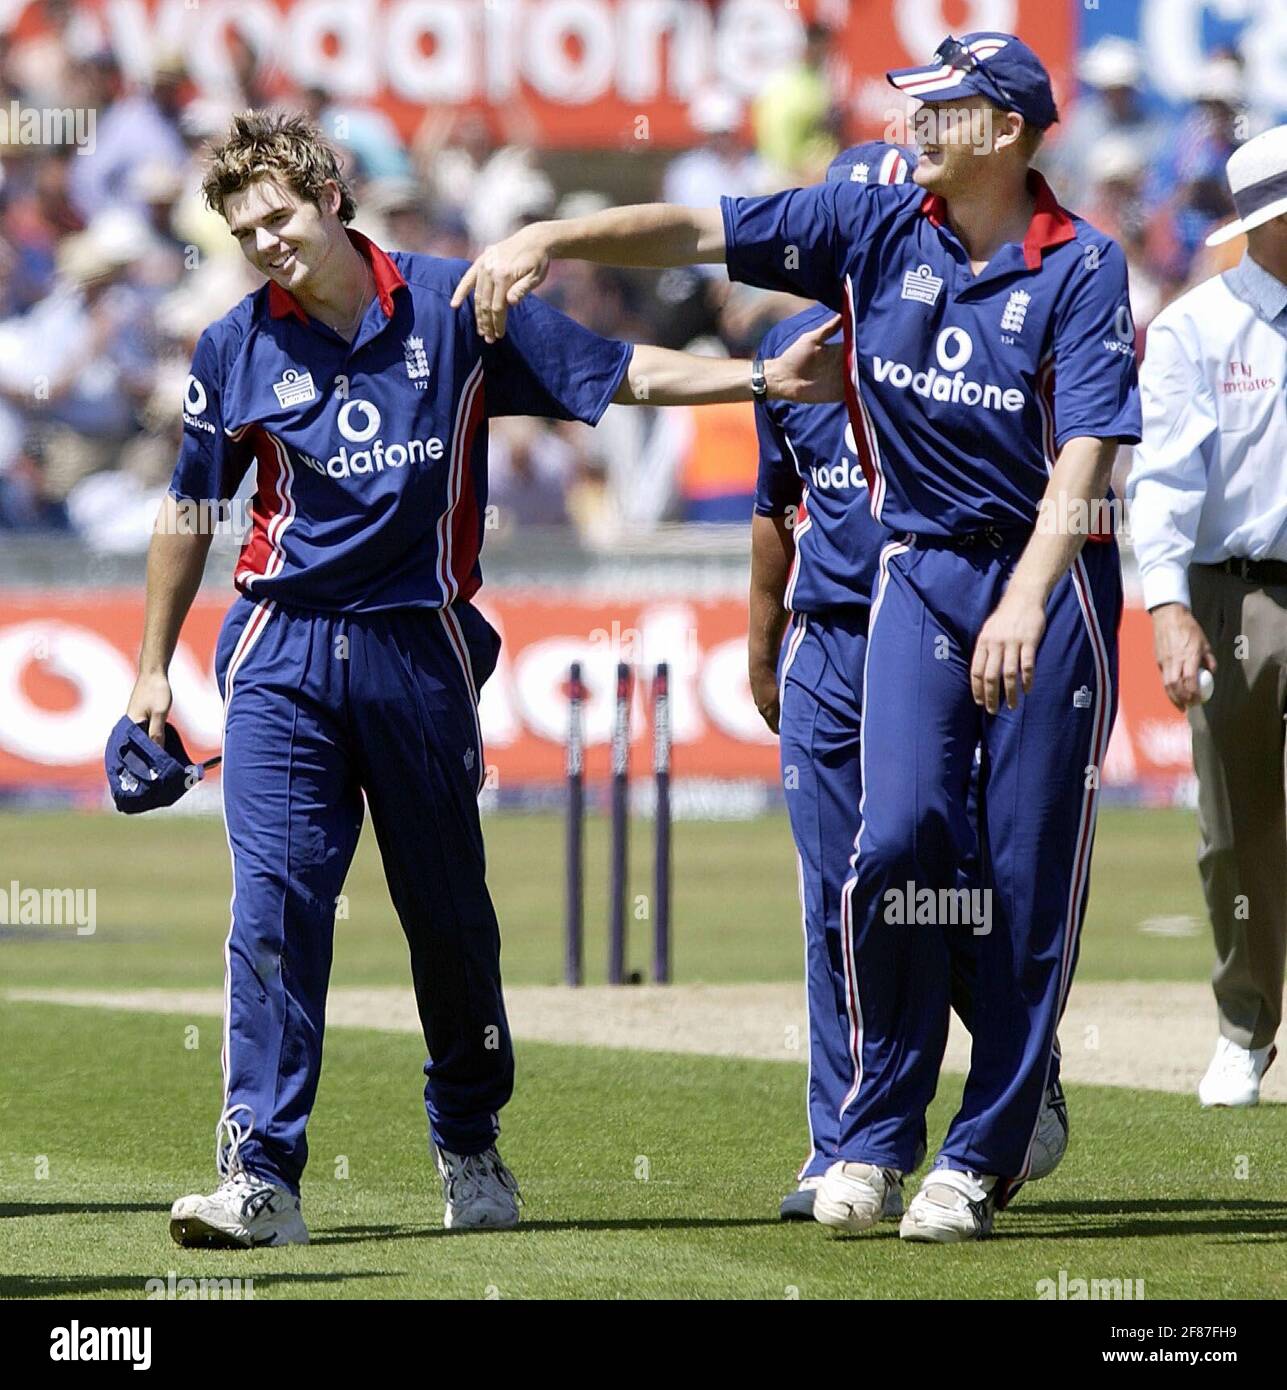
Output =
[
  {"x1": 268, "y1": 227, "x2": 408, "y2": 323},
  {"x1": 920, "y1": 169, "x2": 1076, "y2": 270}
]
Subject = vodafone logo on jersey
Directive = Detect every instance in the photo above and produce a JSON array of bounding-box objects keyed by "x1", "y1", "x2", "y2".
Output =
[
  {"x1": 182, "y1": 374, "x2": 215, "y2": 435},
  {"x1": 871, "y1": 328, "x2": 1025, "y2": 413},
  {"x1": 809, "y1": 421, "x2": 869, "y2": 491},
  {"x1": 1102, "y1": 303, "x2": 1136, "y2": 356},
  {"x1": 300, "y1": 396, "x2": 446, "y2": 480},
  {"x1": 338, "y1": 399, "x2": 381, "y2": 442}
]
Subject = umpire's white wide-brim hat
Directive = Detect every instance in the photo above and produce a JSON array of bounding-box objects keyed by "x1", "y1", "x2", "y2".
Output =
[{"x1": 1206, "y1": 123, "x2": 1287, "y2": 246}]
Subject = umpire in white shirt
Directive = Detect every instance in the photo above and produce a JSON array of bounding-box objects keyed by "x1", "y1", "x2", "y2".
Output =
[{"x1": 1127, "y1": 125, "x2": 1287, "y2": 1109}]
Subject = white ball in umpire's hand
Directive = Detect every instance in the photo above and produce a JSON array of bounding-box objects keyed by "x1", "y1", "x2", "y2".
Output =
[{"x1": 1197, "y1": 669, "x2": 1214, "y2": 703}]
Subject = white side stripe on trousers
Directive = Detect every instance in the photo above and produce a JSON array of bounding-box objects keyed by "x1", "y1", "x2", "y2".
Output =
[
  {"x1": 217, "y1": 599, "x2": 276, "y2": 1123},
  {"x1": 838, "y1": 537, "x2": 911, "y2": 1118}
]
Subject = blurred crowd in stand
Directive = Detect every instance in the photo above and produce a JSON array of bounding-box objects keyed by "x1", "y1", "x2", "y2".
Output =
[{"x1": 0, "y1": 12, "x2": 1278, "y2": 550}]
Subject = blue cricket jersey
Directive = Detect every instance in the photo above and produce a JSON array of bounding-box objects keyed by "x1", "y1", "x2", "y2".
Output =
[
  {"x1": 172, "y1": 229, "x2": 632, "y2": 611},
  {"x1": 724, "y1": 172, "x2": 1141, "y2": 539},
  {"x1": 754, "y1": 305, "x2": 886, "y2": 615}
]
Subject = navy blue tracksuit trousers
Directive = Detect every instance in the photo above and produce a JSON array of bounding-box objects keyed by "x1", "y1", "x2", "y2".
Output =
[
  {"x1": 214, "y1": 595, "x2": 510, "y2": 1195},
  {"x1": 777, "y1": 607, "x2": 996, "y2": 1182},
  {"x1": 835, "y1": 535, "x2": 1120, "y2": 1180}
]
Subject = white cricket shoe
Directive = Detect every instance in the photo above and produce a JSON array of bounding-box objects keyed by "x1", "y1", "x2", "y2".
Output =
[
  {"x1": 436, "y1": 1144, "x2": 522, "y2": 1230},
  {"x1": 813, "y1": 1161, "x2": 902, "y2": 1233},
  {"x1": 170, "y1": 1170, "x2": 308, "y2": 1248},
  {"x1": 1027, "y1": 1078, "x2": 1070, "y2": 1181},
  {"x1": 900, "y1": 1169, "x2": 998, "y2": 1244},
  {"x1": 783, "y1": 1172, "x2": 904, "y2": 1221},
  {"x1": 1198, "y1": 1037, "x2": 1278, "y2": 1108}
]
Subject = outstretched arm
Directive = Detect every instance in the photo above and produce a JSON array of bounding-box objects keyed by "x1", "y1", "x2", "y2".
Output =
[
  {"x1": 613, "y1": 320, "x2": 844, "y2": 407},
  {"x1": 451, "y1": 205, "x2": 725, "y2": 342}
]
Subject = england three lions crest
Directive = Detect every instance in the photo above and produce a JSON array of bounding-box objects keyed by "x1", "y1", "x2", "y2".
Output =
[{"x1": 404, "y1": 336, "x2": 431, "y2": 386}]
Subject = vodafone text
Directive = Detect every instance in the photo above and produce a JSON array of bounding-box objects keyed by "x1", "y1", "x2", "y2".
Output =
[
  {"x1": 872, "y1": 357, "x2": 1024, "y2": 413},
  {"x1": 300, "y1": 434, "x2": 446, "y2": 480}
]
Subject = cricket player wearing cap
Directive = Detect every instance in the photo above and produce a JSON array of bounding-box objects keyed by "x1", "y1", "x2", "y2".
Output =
[
  {"x1": 754, "y1": 141, "x2": 1066, "y2": 1226},
  {"x1": 121, "y1": 109, "x2": 834, "y2": 1249},
  {"x1": 457, "y1": 30, "x2": 1138, "y2": 1243}
]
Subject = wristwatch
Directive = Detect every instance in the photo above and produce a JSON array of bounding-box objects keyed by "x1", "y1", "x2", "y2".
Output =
[{"x1": 750, "y1": 355, "x2": 768, "y2": 400}]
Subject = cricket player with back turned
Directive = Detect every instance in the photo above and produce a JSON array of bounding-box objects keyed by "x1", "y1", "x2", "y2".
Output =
[
  {"x1": 116, "y1": 110, "x2": 835, "y2": 1248},
  {"x1": 457, "y1": 32, "x2": 1140, "y2": 1243}
]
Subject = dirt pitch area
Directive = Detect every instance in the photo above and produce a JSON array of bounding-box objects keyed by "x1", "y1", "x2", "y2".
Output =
[{"x1": 7, "y1": 981, "x2": 1282, "y2": 1101}]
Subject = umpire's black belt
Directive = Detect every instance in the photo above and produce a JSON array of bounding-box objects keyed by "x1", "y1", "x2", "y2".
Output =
[{"x1": 1197, "y1": 557, "x2": 1287, "y2": 586}]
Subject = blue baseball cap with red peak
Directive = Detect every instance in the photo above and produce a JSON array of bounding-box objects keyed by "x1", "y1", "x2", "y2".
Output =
[
  {"x1": 826, "y1": 142, "x2": 918, "y2": 184},
  {"x1": 887, "y1": 32, "x2": 1059, "y2": 131}
]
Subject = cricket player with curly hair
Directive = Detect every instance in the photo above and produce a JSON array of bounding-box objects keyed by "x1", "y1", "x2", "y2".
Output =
[
  {"x1": 118, "y1": 108, "x2": 835, "y2": 1248},
  {"x1": 456, "y1": 32, "x2": 1139, "y2": 1243}
]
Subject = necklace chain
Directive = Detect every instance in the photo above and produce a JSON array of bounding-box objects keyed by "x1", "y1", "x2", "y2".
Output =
[{"x1": 329, "y1": 262, "x2": 374, "y2": 340}]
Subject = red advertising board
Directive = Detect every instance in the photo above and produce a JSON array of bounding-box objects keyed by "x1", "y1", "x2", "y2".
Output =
[
  {"x1": 1, "y1": 587, "x2": 1191, "y2": 803},
  {"x1": 11, "y1": 0, "x2": 1075, "y2": 150}
]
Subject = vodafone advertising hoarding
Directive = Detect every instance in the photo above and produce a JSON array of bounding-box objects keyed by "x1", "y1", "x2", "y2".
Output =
[
  {"x1": 3, "y1": 588, "x2": 1191, "y2": 806},
  {"x1": 40, "y1": 0, "x2": 1074, "y2": 149}
]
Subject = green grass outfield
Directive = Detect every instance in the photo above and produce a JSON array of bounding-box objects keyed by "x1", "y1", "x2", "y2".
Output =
[
  {"x1": 2, "y1": 807, "x2": 1284, "y2": 1300},
  {"x1": 2, "y1": 806, "x2": 1214, "y2": 988},
  {"x1": 2, "y1": 1002, "x2": 1285, "y2": 1300}
]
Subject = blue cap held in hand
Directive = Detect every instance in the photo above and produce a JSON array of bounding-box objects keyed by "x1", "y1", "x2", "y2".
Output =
[{"x1": 104, "y1": 716, "x2": 219, "y2": 814}]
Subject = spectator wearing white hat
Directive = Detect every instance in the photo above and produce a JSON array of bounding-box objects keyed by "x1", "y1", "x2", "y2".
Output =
[
  {"x1": 1083, "y1": 134, "x2": 1166, "y2": 345},
  {"x1": 1126, "y1": 124, "x2": 1287, "y2": 1109},
  {"x1": 1083, "y1": 133, "x2": 1148, "y2": 243},
  {"x1": 414, "y1": 106, "x2": 554, "y2": 248},
  {"x1": 0, "y1": 217, "x2": 157, "y2": 495},
  {"x1": 129, "y1": 159, "x2": 190, "y2": 265},
  {"x1": 663, "y1": 89, "x2": 763, "y2": 211},
  {"x1": 1142, "y1": 57, "x2": 1245, "y2": 281},
  {"x1": 353, "y1": 176, "x2": 435, "y2": 253},
  {"x1": 1045, "y1": 38, "x2": 1166, "y2": 205},
  {"x1": 65, "y1": 361, "x2": 185, "y2": 554}
]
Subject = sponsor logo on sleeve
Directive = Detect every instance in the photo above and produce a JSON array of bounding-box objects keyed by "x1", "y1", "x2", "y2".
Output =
[
  {"x1": 183, "y1": 374, "x2": 214, "y2": 434},
  {"x1": 1102, "y1": 304, "x2": 1135, "y2": 355},
  {"x1": 1221, "y1": 359, "x2": 1277, "y2": 394}
]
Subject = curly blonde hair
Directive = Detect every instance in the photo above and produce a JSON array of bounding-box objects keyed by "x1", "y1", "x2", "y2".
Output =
[{"x1": 201, "y1": 108, "x2": 356, "y2": 224}]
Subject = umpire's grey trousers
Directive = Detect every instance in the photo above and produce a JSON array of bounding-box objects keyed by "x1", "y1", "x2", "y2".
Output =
[{"x1": 1187, "y1": 564, "x2": 1287, "y2": 1050}]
